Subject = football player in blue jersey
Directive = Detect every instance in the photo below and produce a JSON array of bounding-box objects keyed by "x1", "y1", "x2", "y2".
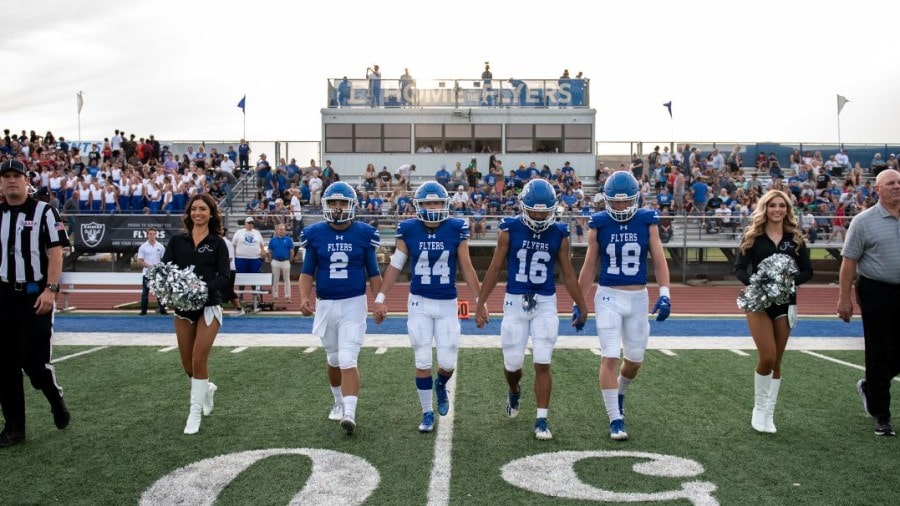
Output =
[
  {"x1": 577, "y1": 170, "x2": 671, "y2": 441},
  {"x1": 475, "y1": 179, "x2": 588, "y2": 440},
  {"x1": 373, "y1": 181, "x2": 482, "y2": 433},
  {"x1": 298, "y1": 181, "x2": 384, "y2": 435}
]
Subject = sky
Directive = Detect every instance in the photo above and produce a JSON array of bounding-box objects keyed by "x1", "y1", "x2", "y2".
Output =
[{"x1": 3, "y1": 0, "x2": 899, "y2": 147}]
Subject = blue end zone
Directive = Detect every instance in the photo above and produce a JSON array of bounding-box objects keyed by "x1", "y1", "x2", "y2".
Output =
[{"x1": 54, "y1": 315, "x2": 863, "y2": 338}]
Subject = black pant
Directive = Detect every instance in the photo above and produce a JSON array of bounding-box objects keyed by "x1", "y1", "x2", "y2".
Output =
[
  {"x1": 141, "y1": 277, "x2": 166, "y2": 314},
  {"x1": 0, "y1": 289, "x2": 61, "y2": 432},
  {"x1": 857, "y1": 276, "x2": 900, "y2": 421}
]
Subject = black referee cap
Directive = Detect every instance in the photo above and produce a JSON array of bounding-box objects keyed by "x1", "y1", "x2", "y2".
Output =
[{"x1": 0, "y1": 159, "x2": 27, "y2": 175}]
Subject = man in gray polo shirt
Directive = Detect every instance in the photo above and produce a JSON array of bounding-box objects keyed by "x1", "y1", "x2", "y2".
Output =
[{"x1": 838, "y1": 169, "x2": 900, "y2": 437}]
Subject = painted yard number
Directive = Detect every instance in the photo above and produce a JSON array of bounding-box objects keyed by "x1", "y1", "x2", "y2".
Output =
[{"x1": 141, "y1": 449, "x2": 717, "y2": 505}]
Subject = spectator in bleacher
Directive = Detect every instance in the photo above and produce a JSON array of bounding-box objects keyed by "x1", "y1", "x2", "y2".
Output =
[
  {"x1": 435, "y1": 164, "x2": 451, "y2": 190},
  {"x1": 233, "y1": 217, "x2": 266, "y2": 299},
  {"x1": 647, "y1": 146, "x2": 660, "y2": 173},
  {"x1": 393, "y1": 186, "x2": 411, "y2": 215},
  {"x1": 800, "y1": 206, "x2": 818, "y2": 242},
  {"x1": 451, "y1": 184, "x2": 469, "y2": 211},
  {"x1": 364, "y1": 163, "x2": 378, "y2": 191},
  {"x1": 395, "y1": 163, "x2": 414, "y2": 189},
  {"x1": 255, "y1": 153, "x2": 271, "y2": 191},
  {"x1": 472, "y1": 203, "x2": 487, "y2": 239},
  {"x1": 690, "y1": 176, "x2": 710, "y2": 223},
  {"x1": 237, "y1": 139, "x2": 251, "y2": 174},
  {"x1": 466, "y1": 159, "x2": 482, "y2": 188},
  {"x1": 629, "y1": 153, "x2": 644, "y2": 180},
  {"x1": 490, "y1": 159, "x2": 505, "y2": 195},
  {"x1": 308, "y1": 170, "x2": 323, "y2": 208},
  {"x1": 289, "y1": 187, "x2": 304, "y2": 241},
  {"x1": 377, "y1": 165, "x2": 393, "y2": 192},
  {"x1": 886, "y1": 154, "x2": 898, "y2": 173},
  {"x1": 656, "y1": 186, "x2": 673, "y2": 213},
  {"x1": 671, "y1": 170, "x2": 685, "y2": 214},
  {"x1": 658, "y1": 209, "x2": 674, "y2": 243},
  {"x1": 714, "y1": 201, "x2": 736, "y2": 234},
  {"x1": 814, "y1": 166, "x2": 831, "y2": 197},
  {"x1": 755, "y1": 152, "x2": 768, "y2": 171},
  {"x1": 835, "y1": 149, "x2": 851, "y2": 173}
]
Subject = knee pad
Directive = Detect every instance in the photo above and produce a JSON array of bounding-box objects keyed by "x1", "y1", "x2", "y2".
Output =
[
  {"x1": 326, "y1": 352, "x2": 340, "y2": 368},
  {"x1": 436, "y1": 344, "x2": 458, "y2": 372},
  {"x1": 338, "y1": 349, "x2": 358, "y2": 369},
  {"x1": 413, "y1": 345, "x2": 433, "y2": 371}
]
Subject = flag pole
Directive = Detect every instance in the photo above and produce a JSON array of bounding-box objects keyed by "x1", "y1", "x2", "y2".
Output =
[
  {"x1": 836, "y1": 95, "x2": 850, "y2": 148},
  {"x1": 77, "y1": 91, "x2": 83, "y2": 144}
]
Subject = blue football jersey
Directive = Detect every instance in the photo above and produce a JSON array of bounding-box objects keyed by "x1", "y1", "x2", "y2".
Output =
[
  {"x1": 398, "y1": 217, "x2": 469, "y2": 300},
  {"x1": 500, "y1": 216, "x2": 569, "y2": 296},
  {"x1": 588, "y1": 208, "x2": 659, "y2": 286},
  {"x1": 300, "y1": 221, "x2": 381, "y2": 300}
]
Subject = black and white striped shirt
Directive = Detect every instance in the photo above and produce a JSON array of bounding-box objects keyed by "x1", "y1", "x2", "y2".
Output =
[{"x1": 0, "y1": 198, "x2": 70, "y2": 283}]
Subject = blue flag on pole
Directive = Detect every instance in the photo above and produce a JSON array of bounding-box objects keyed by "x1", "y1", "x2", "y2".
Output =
[
  {"x1": 237, "y1": 95, "x2": 246, "y2": 113},
  {"x1": 663, "y1": 101, "x2": 672, "y2": 118}
]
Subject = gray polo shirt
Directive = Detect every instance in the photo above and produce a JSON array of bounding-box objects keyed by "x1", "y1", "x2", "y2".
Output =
[{"x1": 842, "y1": 202, "x2": 900, "y2": 284}]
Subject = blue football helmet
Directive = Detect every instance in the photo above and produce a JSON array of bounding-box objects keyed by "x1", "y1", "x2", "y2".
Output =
[
  {"x1": 604, "y1": 171, "x2": 640, "y2": 222},
  {"x1": 322, "y1": 181, "x2": 357, "y2": 223},
  {"x1": 413, "y1": 181, "x2": 451, "y2": 224},
  {"x1": 520, "y1": 179, "x2": 558, "y2": 232}
]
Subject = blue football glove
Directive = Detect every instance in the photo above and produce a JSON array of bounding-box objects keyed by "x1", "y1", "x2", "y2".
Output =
[
  {"x1": 652, "y1": 296, "x2": 671, "y2": 322},
  {"x1": 572, "y1": 304, "x2": 586, "y2": 332}
]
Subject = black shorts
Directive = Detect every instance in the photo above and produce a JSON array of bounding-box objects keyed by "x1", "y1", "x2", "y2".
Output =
[{"x1": 765, "y1": 303, "x2": 790, "y2": 321}]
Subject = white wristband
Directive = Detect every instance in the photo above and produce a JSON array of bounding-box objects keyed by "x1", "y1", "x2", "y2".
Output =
[
  {"x1": 374, "y1": 293, "x2": 386, "y2": 304},
  {"x1": 659, "y1": 286, "x2": 670, "y2": 298}
]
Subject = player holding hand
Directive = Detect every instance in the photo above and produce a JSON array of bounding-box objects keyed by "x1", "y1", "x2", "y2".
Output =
[
  {"x1": 475, "y1": 179, "x2": 588, "y2": 440},
  {"x1": 577, "y1": 171, "x2": 671, "y2": 441}
]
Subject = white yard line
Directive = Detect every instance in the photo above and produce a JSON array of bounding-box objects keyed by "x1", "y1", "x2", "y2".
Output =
[
  {"x1": 375, "y1": 347, "x2": 388, "y2": 354},
  {"x1": 659, "y1": 349, "x2": 677, "y2": 356},
  {"x1": 230, "y1": 346, "x2": 248, "y2": 353},
  {"x1": 426, "y1": 371, "x2": 457, "y2": 506},
  {"x1": 802, "y1": 350, "x2": 900, "y2": 383},
  {"x1": 730, "y1": 349, "x2": 750, "y2": 356},
  {"x1": 52, "y1": 346, "x2": 108, "y2": 363},
  {"x1": 53, "y1": 333, "x2": 865, "y2": 350},
  {"x1": 158, "y1": 345, "x2": 178, "y2": 353}
]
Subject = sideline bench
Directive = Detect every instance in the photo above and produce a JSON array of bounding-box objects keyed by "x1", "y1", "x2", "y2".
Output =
[{"x1": 59, "y1": 272, "x2": 273, "y2": 311}]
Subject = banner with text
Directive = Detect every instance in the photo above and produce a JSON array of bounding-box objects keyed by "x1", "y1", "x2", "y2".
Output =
[{"x1": 72, "y1": 215, "x2": 184, "y2": 253}]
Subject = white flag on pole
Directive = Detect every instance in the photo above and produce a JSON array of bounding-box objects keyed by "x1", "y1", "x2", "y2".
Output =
[
  {"x1": 77, "y1": 91, "x2": 84, "y2": 114},
  {"x1": 837, "y1": 94, "x2": 850, "y2": 116}
]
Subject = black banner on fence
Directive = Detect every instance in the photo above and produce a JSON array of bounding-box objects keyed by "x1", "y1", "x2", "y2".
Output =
[{"x1": 72, "y1": 215, "x2": 185, "y2": 253}]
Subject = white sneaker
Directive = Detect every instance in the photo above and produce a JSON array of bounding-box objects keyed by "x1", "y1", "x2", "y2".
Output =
[
  {"x1": 328, "y1": 401, "x2": 344, "y2": 421},
  {"x1": 231, "y1": 309, "x2": 246, "y2": 317},
  {"x1": 340, "y1": 416, "x2": 357, "y2": 434}
]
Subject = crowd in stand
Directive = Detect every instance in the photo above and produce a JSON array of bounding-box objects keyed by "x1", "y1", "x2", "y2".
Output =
[
  {"x1": 618, "y1": 144, "x2": 886, "y2": 244},
  {"x1": 3, "y1": 128, "x2": 889, "y2": 245},
  {"x1": 0, "y1": 128, "x2": 249, "y2": 217}
]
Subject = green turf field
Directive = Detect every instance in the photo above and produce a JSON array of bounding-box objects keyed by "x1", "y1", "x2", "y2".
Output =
[{"x1": 1, "y1": 345, "x2": 896, "y2": 505}]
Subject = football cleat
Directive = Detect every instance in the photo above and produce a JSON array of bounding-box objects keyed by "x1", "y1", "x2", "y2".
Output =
[
  {"x1": 340, "y1": 416, "x2": 357, "y2": 435},
  {"x1": 609, "y1": 419, "x2": 628, "y2": 441},
  {"x1": 328, "y1": 402, "x2": 344, "y2": 421},
  {"x1": 506, "y1": 385, "x2": 521, "y2": 419},
  {"x1": 436, "y1": 384, "x2": 450, "y2": 416},
  {"x1": 419, "y1": 411, "x2": 435, "y2": 433},
  {"x1": 534, "y1": 418, "x2": 553, "y2": 440}
]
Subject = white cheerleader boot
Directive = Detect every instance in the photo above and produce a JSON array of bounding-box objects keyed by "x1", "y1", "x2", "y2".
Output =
[
  {"x1": 202, "y1": 382, "x2": 217, "y2": 416},
  {"x1": 184, "y1": 378, "x2": 207, "y2": 435},
  {"x1": 764, "y1": 378, "x2": 781, "y2": 434},
  {"x1": 752, "y1": 372, "x2": 771, "y2": 433}
]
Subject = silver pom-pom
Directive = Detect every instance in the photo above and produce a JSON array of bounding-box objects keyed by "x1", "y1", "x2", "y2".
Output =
[
  {"x1": 145, "y1": 262, "x2": 208, "y2": 311},
  {"x1": 737, "y1": 253, "x2": 798, "y2": 313}
]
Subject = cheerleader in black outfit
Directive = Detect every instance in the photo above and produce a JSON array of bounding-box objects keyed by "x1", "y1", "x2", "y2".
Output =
[
  {"x1": 733, "y1": 190, "x2": 813, "y2": 433},
  {"x1": 161, "y1": 193, "x2": 230, "y2": 434}
]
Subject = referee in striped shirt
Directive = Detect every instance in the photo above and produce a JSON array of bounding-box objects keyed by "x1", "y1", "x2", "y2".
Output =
[{"x1": 0, "y1": 159, "x2": 71, "y2": 448}]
